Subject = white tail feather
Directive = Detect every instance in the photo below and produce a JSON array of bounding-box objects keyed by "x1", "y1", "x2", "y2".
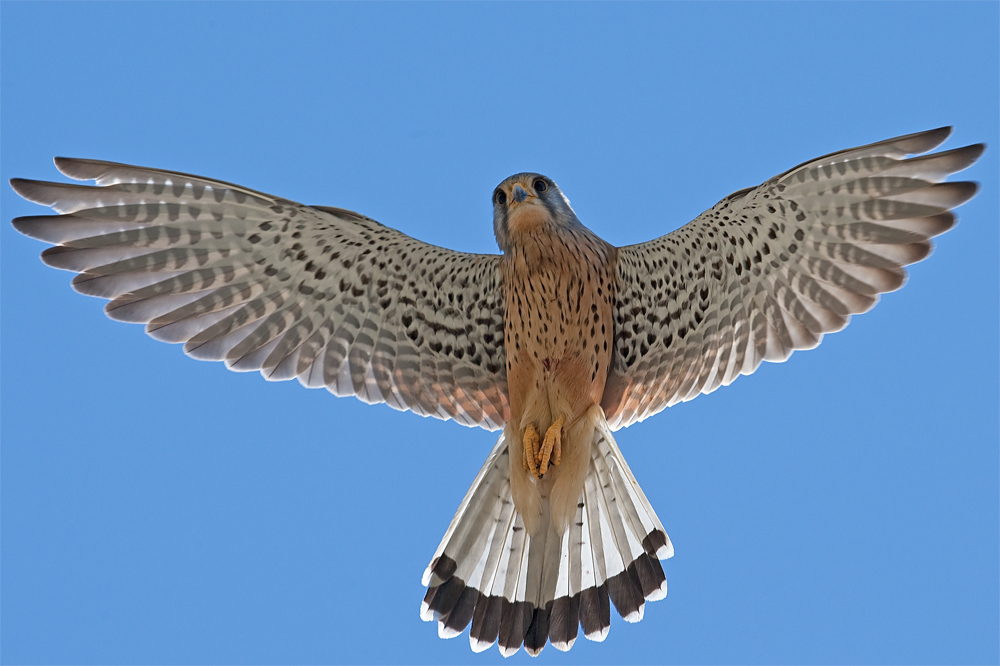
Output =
[{"x1": 421, "y1": 408, "x2": 673, "y2": 656}]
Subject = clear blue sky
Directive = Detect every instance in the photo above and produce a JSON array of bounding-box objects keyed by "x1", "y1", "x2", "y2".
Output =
[{"x1": 2, "y1": 3, "x2": 997, "y2": 664}]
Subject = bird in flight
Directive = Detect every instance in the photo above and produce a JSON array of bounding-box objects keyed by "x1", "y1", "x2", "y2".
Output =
[{"x1": 10, "y1": 128, "x2": 982, "y2": 656}]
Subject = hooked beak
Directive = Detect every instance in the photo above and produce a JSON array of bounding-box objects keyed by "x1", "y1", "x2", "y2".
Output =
[{"x1": 512, "y1": 184, "x2": 529, "y2": 203}]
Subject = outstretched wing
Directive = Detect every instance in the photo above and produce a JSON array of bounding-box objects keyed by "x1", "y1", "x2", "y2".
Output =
[
  {"x1": 601, "y1": 127, "x2": 983, "y2": 430},
  {"x1": 11, "y1": 158, "x2": 509, "y2": 430}
]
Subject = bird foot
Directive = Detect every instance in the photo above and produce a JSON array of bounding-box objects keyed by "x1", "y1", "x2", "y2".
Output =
[
  {"x1": 538, "y1": 417, "x2": 564, "y2": 476},
  {"x1": 522, "y1": 425, "x2": 541, "y2": 476},
  {"x1": 522, "y1": 417, "x2": 564, "y2": 479}
]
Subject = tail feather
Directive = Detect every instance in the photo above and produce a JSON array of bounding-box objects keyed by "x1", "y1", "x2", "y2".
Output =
[
  {"x1": 579, "y1": 476, "x2": 612, "y2": 642},
  {"x1": 468, "y1": 487, "x2": 517, "y2": 651},
  {"x1": 422, "y1": 409, "x2": 673, "y2": 656},
  {"x1": 422, "y1": 436, "x2": 511, "y2": 589},
  {"x1": 497, "y1": 514, "x2": 531, "y2": 656}
]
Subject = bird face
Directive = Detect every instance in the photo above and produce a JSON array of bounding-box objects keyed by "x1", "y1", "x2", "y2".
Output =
[{"x1": 492, "y1": 173, "x2": 578, "y2": 254}]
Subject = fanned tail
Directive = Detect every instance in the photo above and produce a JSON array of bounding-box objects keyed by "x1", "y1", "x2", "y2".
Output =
[{"x1": 421, "y1": 408, "x2": 673, "y2": 656}]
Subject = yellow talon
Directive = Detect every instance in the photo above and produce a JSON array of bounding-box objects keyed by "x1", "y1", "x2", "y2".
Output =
[
  {"x1": 538, "y1": 416, "x2": 564, "y2": 476},
  {"x1": 523, "y1": 425, "x2": 540, "y2": 478}
]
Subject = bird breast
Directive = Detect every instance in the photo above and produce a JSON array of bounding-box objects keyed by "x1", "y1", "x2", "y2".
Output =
[{"x1": 501, "y1": 226, "x2": 617, "y2": 429}]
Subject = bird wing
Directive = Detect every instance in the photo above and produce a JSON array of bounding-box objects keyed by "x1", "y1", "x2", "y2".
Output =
[
  {"x1": 11, "y1": 158, "x2": 510, "y2": 430},
  {"x1": 600, "y1": 127, "x2": 983, "y2": 430}
]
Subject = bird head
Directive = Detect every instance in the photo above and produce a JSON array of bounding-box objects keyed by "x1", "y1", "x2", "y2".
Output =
[{"x1": 492, "y1": 173, "x2": 580, "y2": 253}]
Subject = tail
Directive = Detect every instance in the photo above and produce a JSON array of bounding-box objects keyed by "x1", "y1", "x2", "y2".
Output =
[{"x1": 420, "y1": 407, "x2": 673, "y2": 657}]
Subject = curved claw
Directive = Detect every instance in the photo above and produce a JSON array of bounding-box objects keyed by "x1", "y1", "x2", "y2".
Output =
[
  {"x1": 538, "y1": 417, "x2": 564, "y2": 476},
  {"x1": 523, "y1": 425, "x2": 540, "y2": 478}
]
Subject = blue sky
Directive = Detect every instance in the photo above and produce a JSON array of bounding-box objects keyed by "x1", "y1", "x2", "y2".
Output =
[{"x1": 2, "y1": 3, "x2": 997, "y2": 664}]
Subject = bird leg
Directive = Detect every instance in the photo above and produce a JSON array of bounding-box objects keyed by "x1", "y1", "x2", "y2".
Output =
[
  {"x1": 537, "y1": 416, "x2": 564, "y2": 477},
  {"x1": 522, "y1": 425, "x2": 541, "y2": 476}
]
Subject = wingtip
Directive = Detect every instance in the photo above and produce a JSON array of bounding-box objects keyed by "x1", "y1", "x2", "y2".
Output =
[
  {"x1": 10, "y1": 215, "x2": 51, "y2": 240},
  {"x1": 966, "y1": 142, "x2": 987, "y2": 160},
  {"x1": 9, "y1": 178, "x2": 51, "y2": 205},
  {"x1": 927, "y1": 125, "x2": 953, "y2": 139},
  {"x1": 10, "y1": 215, "x2": 33, "y2": 237},
  {"x1": 897, "y1": 126, "x2": 953, "y2": 155},
  {"x1": 9, "y1": 177, "x2": 30, "y2": 198},
  {"x1": 54, "y1": 156, "x2": 95, "y2": 180},
  {"x1": 938, "y1": 180, "x2": 980, "y2": 208}
]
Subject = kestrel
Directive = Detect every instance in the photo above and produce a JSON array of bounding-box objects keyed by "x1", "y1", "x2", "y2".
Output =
[{"x1": 10, "y1": 127, "x2": 982, "y2": 656}]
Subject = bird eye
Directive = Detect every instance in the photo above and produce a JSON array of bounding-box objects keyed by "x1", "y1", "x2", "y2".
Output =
[
  {"x1": 495, "y1": 190, "x2": 507, "y2": 205},
  {"x1": 533, "y1": 179, "x2": 548, "y2": 193}
]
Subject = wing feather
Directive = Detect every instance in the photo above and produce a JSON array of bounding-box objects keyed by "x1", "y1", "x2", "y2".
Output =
[
  {"x1": 602, "y1": 129, "x2": 982, "y2": 429},
  {"x1": 12, "y1": 158, "x2": 510, "y2": 430}
]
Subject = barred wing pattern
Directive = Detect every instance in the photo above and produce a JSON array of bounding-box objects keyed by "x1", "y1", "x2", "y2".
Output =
[
  {"x1": 12, "y1": 159, "x2": 510, "y2": 430},
  {"x1": 601, "y1": 128, "x2": 982, "y2": 430}
]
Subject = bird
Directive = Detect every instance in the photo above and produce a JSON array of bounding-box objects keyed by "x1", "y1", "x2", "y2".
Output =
[{"x1": 9, "y1": 127, "x2": 982, "y2": 657}]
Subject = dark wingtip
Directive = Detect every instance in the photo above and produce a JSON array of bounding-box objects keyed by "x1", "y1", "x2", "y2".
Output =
[
  {"x1": 10, "y1": 215, "x2": 48, "y2": 240},
  {"x1": 9, "y1": 177, "x2": 34, "y2": 200},
  {"x1": 10, "y1": 215, "x2": 26, "y2": 234},
  {"x1": 947, "y1": 181, "x2": 980, "y2": 207},
  {"x1": 8, "y1": 178, "x2": 62, "y2": 207},
  {"x1": 54, "y1": 157, "x2": 105, "y2": 181},
  {"x1": 897, "y1": 126, "x2": 952, "y2": 155},
  {"x1": 965, "y1": 143, "x2": 987, "y2": 160},
  {"x1": 53, "y1": 157, "x2": 77, "y2": 177}
]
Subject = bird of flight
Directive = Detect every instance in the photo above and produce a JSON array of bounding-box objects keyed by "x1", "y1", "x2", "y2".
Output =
[{"x1": 10, "y1": 128, "x2": 982, "y2": 656}]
